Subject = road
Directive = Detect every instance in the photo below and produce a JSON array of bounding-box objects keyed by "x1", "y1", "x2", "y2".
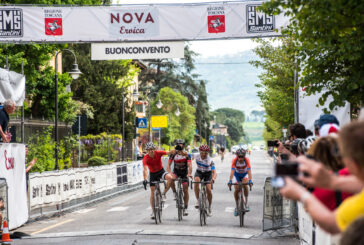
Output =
[{"x1": 13, "y1": 151, "x2": 299, "y2": 245}]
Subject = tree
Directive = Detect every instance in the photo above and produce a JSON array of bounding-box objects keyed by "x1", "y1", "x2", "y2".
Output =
[
  {"x1": 63, "y1": 44, "x2": 139, "y2": 137},
  {"x1": 250, "y1": 38, "x2": 295, "y2": 140},
  {"x1": 261, "y1": 0, "x2": 364, "y2": 112},
  {"x1": 139, "y1": 44, "x2": 210, "y2": 132},
  {"x1": 211, "y1": 108, "x2": 246, "y2": 143},
  {"x1": 150, "y1": 87, "x2": 196, "y2": 145}
]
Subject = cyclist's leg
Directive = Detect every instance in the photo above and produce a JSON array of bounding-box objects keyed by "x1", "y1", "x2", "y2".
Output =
[
  {"x1": 182, "y1": 174, "x2": 189, "y2": 209},
  {"x1": 205, "y1": 172, "x2": 213, "y2": 208},
  {"x1": 163, "y1": 172, "x2": 176, "y2": 196},
  {"x1": 194, "y1": 172, "x2": 201, "y2": 208},
  {"x1": 150, "y1": 186, "x2": 156, "y2": 212},
  {"x1": 242, "y1": 176, "x2": 249, "y2": 208}
]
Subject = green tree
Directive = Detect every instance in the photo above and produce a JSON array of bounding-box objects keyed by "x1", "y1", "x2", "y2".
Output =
[
  {"x1": 250, "y1": 38, "x2": 295, "y2": 140},
  {"x1": 150, "y1": 87, "x2": 196, "y2": 145},
  {"x1": 261, "y1": 0, "x2": 364, "y2": 112},
  {"x1": 63, "y1": 44, "x2": 139, "y2": 136}
]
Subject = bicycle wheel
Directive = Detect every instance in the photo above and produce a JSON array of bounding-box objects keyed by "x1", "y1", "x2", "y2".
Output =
[
  {"x1": 239, "y1": 192, "x2": 245, "y2": 227},
  {"x1": 203, "y1": 191, "x2": 207, "y2": 225},
  {"x1": 199, "y1": 191, "x2": 205, "y2": 226},
  {"x1": 153, "y1": 190, "x2": 159, "y2": 224},
  {"x1": 177, "y1": 191, "x2": 182, "y2": 221},
  {"x1": 158, "y1": 191, "x2": 163, "y2": 223}
]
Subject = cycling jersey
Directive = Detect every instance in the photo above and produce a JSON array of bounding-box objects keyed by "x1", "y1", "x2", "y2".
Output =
[
  {"x1": 143, "y1": 150, "x2": 166, "y2": 173},
  {"x1": 231, "y1": 157, "x2": 251, "y2": 175},
  {"x1": 169, "y1": 153, "x2": 191, "y2": 171},
  {"x1": 192, "y1": 153, "x2": 215, "y2": 172}
]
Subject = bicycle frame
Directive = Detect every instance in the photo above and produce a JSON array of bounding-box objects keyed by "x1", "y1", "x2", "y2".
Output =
[{"x1": 229, "y1": 182, "x2": 251, "y2": 227}]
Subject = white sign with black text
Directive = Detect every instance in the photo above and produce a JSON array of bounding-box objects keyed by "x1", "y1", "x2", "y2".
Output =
[{"x1": 91, "y1": 42, "x2": 185, "y2": 60}]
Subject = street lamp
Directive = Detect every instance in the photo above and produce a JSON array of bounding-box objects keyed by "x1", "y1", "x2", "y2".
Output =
[
  {"x1": 175, "y1": 105, "x2": 180, "y2": 116},
  {"x1": 54, "y1": 49, "x2": 82, "y2": 170}
]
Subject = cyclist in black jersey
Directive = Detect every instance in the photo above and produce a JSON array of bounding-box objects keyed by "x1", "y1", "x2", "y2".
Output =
[{"x1": 164, "y1": 139, "x2": 192, "y2": 216}]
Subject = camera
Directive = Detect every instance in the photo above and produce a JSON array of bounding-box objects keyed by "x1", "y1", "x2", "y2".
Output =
[
  {"x1": 267, "y1": 140, "x2": 279, "y2": 147},
  {"x1": 275, "y1": 162, "x2": 299, "y2": 176},
  {"x1": 280, "y1": 153, "x2": 289, "y2": 161}
]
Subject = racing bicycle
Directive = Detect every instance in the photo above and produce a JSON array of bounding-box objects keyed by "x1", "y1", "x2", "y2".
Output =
[
  {"x1": 144, "y1": 180, "x2": 165, "y2": 224},
  {"x1": 229, "y1": 182, "x2": 251, "y2": 227},
  {"x1": 192, "y1": 180, "x2": 213, "y2": 226}
]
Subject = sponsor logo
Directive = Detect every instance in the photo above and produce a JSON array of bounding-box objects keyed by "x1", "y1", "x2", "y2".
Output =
[
  {"x1": 0, "y1": 9, "x2": 23, "y2": 37},
  {"x1": 109, "y1": 9, "x2": 159, "y2": 37},
  {"x1": 207, "y1": 6, "x2": 225, "y2": 33},
  {"x1": 44, "y1": 9, "x2": 63, "y2": 36},
  {"x1": 247, "y1": 5, "x2": 275, "y2": 33},
  {"x1": 4, "y1": 150, "x2": 14, "y2": 170}
]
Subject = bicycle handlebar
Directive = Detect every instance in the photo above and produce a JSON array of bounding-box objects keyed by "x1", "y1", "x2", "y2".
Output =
[
  {"x1": 228, "y1": 182, "x2": 252, "y2": 191},
  {"x1": 143, "y1": 180, "x2": 165, "y2": 190}
]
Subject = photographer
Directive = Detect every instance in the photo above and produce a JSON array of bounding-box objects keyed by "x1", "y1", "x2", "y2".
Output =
[{"x1": 279, "y1": 120, "x2": 364, "y2": 234}]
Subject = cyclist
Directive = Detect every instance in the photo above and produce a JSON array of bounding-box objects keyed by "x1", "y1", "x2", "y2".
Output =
[
  {"x1": 228, "y1": 148, "x2": 253, "y2": 216},
  {"x1": 143, "y1": 142, "x2": 175, "y2": 219},
  {"x1": 219, "y1": 145, "x2": 225, "y2": 161},
  {"x1": 192, "y1": 144, "x2": 217, "y2": 216},
  {"x1": 164, "y1": 139, "x2": 192, "y2": 216}
]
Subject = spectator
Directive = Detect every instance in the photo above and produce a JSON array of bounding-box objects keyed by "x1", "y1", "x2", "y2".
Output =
[
  {"x1": 289, "y1": 123, "x2": 306, "y2": 140},
  {"x1": 307, "y1": 136, "x2": 352, "y2": 210},
  {"x1": 0, "y1": 99, "x2": 15, "y2": 143},
  {"x1": 0, "y1": 197, "x2": 4, "y2": 227},
  {"x1": 279, "y1": 120, "x2": 364, "y2": 234},
  {"x1": 319, "y1": 123, "x2": 340, "y2": 137},
  {"x1": 317, "y1": 114, "x2": 340, "y2": 128},
  {"x1": 314, "y1": 120, "x2": 320, "y2": 136},
  {"x1": 340, "y1": 216, "x2": 364, "y2": 245}
]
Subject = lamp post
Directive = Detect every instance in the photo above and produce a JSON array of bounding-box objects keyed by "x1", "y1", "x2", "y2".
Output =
[
  {"x1": 54, "y1": 49, "x2": 82, "y2": 170},
  {"x1": 121, "y1": 92, "x2": 125, "y2": 161},
  {"x1": 146, "y1": 92, "x2": 162, "y2": 142}
]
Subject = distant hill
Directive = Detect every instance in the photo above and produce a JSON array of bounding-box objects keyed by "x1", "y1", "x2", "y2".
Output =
[{"x1": 194, "y1": 50, "x2": 263, "y2": 115}]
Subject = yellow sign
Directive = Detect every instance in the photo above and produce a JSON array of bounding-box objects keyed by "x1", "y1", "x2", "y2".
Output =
[{"x1": 151, "y1": 115, "x2": 168, "y2": 128}]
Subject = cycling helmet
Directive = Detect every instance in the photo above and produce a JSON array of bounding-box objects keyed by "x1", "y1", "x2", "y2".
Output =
[
  {"x1": 175, "y1": 139, "x2": 185, "y2": 145},
  {"x1": 199, "y1": 144, "x2": 210, "y2": 152},
  {"x1": 145, "y1": 142, "x2": 156, "y2": 150},
  {"x1": 298, "y1": 136, "x2": 317, "y2": 155},
  {"x1": 236, "y1": 148, "x2": 246, "y2": 156}
]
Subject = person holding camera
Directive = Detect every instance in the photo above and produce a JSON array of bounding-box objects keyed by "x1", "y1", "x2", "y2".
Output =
[
  {"x1": 0, "y1": 99, "x2": 15, "y2": 143},
  {"x1": 164, "y1": 139, "x2": 192, "y2": 216},
  {"x1": 279, "y1": 120, "x2": 364, "y2": 234},
  {"x1": 228, "y1": 148, "x2": 253, "y2": 216}
]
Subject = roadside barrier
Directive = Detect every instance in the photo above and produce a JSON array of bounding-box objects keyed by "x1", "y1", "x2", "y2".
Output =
[{"x1": 28, "y1": 161, "x2": 143, "y2": 220}]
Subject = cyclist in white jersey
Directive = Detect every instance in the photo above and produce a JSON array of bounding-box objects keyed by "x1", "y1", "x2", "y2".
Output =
[{"x1": 192, "y1": 144, "x2": 217, "y2": 216}]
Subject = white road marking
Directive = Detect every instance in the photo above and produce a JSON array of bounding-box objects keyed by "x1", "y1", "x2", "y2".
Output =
[
  {"x1": 147, "y1": 204, "x2": 169, "y2": 210},
  {"x1": 107, "y1": 206, "x2": 130, "y2": 212},
  {"x1": 225, "y1": 207, "x2": 235, "y2": 213},
  {"x1": 74, "y1": 208, "x2": 95, "y2": 214}
]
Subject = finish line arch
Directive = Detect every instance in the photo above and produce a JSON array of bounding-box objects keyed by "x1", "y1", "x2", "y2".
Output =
[{"x1": 0, "y1": 1, "x2": 289, "y2": 44}]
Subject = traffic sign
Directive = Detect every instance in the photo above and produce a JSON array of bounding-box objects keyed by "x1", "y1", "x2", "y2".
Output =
[
  {"x1": 209, "y1": 135, "x2": 215, "y2": 141},
  {"x1": 152, "y1": 128, "x2": 161, "y2": 131},
  {"x1": 151, "y1": 116, "x2": 168, "y2": 128},
  {"x1": 137, "y1": 118, "x2": 147, "y2": 128}
]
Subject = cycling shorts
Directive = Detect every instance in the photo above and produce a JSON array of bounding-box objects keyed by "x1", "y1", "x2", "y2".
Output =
[
  {"x1": 233, "y1": 172, "x2": 248, "y2": 183},
  {"x1": 194, "y1": 170, "x2": 212, "y2": 182},
  {"x1": 172, "y1": 169, "x2": 189, "y2": 185},
  {"x1": 149, "y1": 168, "x2": 167, "y2": 186}
]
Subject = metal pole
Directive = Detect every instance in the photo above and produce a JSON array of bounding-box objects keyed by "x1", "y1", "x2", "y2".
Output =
[
  {"x1": 78, "y1": 115, "x2": 81, "y2": 168},
  {"x1": 122, "y1": 93, "x2": 125, "y2": 161},
  {"x1": 148, "y1": 99, "x2": 152, "y2": 142},
  {"x1": 21, "y1": 61, "x2": 25, "y2": 143},
  {"x1": 294, "y1": 69, "x2": 299, "y2": 123},
  {"x1": 55, "y1": 51, "x2": 59, "y2": 170}
]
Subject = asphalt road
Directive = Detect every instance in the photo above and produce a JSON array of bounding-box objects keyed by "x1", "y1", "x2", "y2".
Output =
[{"x1": 13, "y1": 151, "x2": 299, "y2": 245}]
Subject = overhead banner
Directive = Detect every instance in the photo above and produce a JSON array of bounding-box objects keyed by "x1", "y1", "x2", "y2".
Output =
[
  {"x1": 0, "y1": 68, "x2": 25, "y2": 106},
  {"x1": 299, "y1": 89, "x2": 351, "y2": 131},
  {"x1": 0, "y1": 2, "x2": 289, "y2": 43},
  {"x1": 91, "y1": 42, "x2": 185, "y2": 60},
  {"x1": 0, "y1": 143, "x2": 27, "y2": 230}
]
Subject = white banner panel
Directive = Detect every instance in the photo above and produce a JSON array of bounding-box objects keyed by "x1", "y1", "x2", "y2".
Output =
[
  {"x1": 0, "y1": 143, "x2": 27, "y2": 230},
  {"x1": 0, "y1": 2, "x2": 289, "y2": 43},
  {"x1": 0, "y1": 68, "x2": 25, "y2": 106},
  {"x1": 29, "y1": 164, "x2": 117, "y2": 209},
  {"x1": 299, "y1": 89, "x2": 351, "y2": 131},
  {"x1": 91, "y1": 42, "x2": 184, "y2": 60},
  {"x1": 127, "y1": 161, "x2": 143, "y2": 185}
]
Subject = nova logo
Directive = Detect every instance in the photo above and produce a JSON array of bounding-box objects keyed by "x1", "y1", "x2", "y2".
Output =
[
  {"x1": 0, "y1": 9, "x2": 23, "y2": 37},
  {"x1": 247, "y1": 5, "x2": 274, "y2": 33}
]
